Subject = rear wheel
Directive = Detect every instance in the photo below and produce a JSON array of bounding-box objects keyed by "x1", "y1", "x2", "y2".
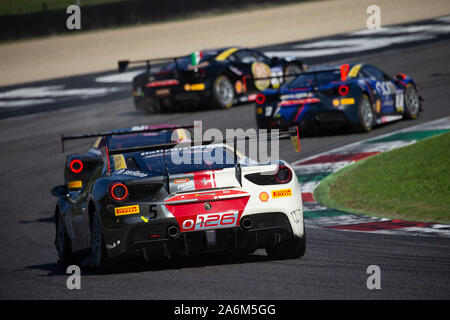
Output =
[
  {"x1": 55, "y1": 212, "x2": 73, "y2": 267},
  {"x1": 90, "y1": 212, "x2": 111, "y2": 272},
  {"x1": 356, "y1": 94, "x2": 375, "y2": 132},
  {"x1": 211, "y1": 75, "x2": 234, "y2": 109},
  {"x1": 403, "y1": 84, "x2": 420, "y2": 119},
  {"x1": 142, "y1": 97, "x2": 162, "y2": 114},
  {"x1": 266, "y1": 226, "x2": 306, "y2": 259}
]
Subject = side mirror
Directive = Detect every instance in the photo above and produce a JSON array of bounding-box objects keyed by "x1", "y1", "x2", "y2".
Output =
[{"x1": 51, "y1": 185, "x2": 69, "y2": 198}]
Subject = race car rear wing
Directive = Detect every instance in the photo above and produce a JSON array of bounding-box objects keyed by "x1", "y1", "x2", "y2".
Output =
[
  {"x1": 118, "y1": 55, "x2": 187, "y2": 73},
  {"x1": 60, "y1": 124, "x2": 194, "y2": 153},
  {"x1": 105, "y1": 128, "x2": 301, "y2": 186}
]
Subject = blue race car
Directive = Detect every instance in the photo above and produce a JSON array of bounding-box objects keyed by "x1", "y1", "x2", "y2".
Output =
[{"x1": 255, "y1": 63, "x2": 422, "y2": 132}]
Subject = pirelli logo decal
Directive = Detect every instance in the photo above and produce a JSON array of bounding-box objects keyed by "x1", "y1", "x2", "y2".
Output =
[
  {"x1": 114, "y1": 205, "x2": 140, "y2": 216},
  {"x1": 271, "y1": 189, "x2": 292, "y2": 198}
]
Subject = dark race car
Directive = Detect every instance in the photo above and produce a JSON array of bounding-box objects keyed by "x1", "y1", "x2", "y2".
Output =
[
  {"x1": 51, "y1": 132, "x2": 305, "y2": 271},
  {"x1": 118, "y1": 46, "x2": 305, "y2": 113},
  {"x1": 61, "y1": 124, "x2": 192, "y2": 194},
  {"x1": 255, "y1": 63, "x2": 422, "y2": 132}
]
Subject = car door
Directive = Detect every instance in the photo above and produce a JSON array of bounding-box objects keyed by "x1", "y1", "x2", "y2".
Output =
[{"x1": 361, "y1": 65, "x2": 396, "y2": 114}]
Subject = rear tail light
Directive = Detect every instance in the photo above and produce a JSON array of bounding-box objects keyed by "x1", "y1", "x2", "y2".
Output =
[
  {"x1": 274, "y1": 165, "x2": 292, "y2": 184},
  {"x1": 69, "y1": 159, "x2": 83, "y2": 173},
  {"x1": 146, "y1": 79, "x2": 180, "y2": 88},
  {"x1": 109, "y1": 182, "x2": 128, "y2": 201},
  {"x1": 256, "y1": 93, "x2": 266, "y2": 105},
  {"x1": 338, "y1": 85, "x2": 349, "y2": 96}
]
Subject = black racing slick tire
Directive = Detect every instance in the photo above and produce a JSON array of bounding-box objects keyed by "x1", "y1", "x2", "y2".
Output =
[
  {"x1": 90, "y1": 211, "x2": 112, "y2": 273},
  {"x1": 211, "y1": 75, "x2": 235, "y2": 109},
  {"x1": 403, "y1": 84, "x2": 420, "y2": 119},
  {"x1": 55, "y1": 211, "x2": 73, "y2": 267},
  {"x1": 266, "y1": 226, "x2": 306, "y2": 260},
  {"x1": 143, "y1": 97, "x2": 163, "y2": 114},
  {"x1": 356, "y1": 94, "x2": 375, "y2": 132}
]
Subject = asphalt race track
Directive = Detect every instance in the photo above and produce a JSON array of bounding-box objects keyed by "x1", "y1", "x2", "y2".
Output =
[{"x1": 0, "y1": 31, "x2": 449, "y2": 299}]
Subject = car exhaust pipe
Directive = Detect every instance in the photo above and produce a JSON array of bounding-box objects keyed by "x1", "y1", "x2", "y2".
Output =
[
  {"x1": 167, "y1": 226, "x2": 179, "y2": 238},
  {"x1": 241, "y1": 217, "x2": 253, "y2": 230}
]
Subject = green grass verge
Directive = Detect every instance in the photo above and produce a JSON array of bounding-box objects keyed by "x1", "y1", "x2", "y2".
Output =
[{"x1": 314, "y1": 131, "x2": 450, "y2": 223}]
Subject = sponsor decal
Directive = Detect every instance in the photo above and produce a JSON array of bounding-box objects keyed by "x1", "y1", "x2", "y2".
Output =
[
  {"x1": 271, "y1": 188, "x2": 292, "y2": 198},
  {"x1": 280, "y1": 92, "x2": 313, "y2": 100},
  {"x1": 259, "y1": 192, "x2": 269, "y2": 202},
  {"x1": 174, "y1": 178, "x2": 190, "y2": 184},
  {"x1": 270, "y1": 66, "x2": 283, "y2": 88},
  {"x1": 251, "y1": 62, "x2": 271, "y2": 91},
  {"x1": 115, "y1": 169, "x2": 147, "y2": 178},
  {"x1": 114, "y1": 205, "x2": 140, "y2": 216}
]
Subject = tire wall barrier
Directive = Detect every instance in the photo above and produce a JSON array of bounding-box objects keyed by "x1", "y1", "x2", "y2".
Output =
[{"x1": 0, "y1": 0, "x2": 304, "y2": 41}]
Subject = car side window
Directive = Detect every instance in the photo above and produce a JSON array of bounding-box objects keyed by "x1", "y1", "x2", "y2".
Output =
[
  {"x1": 362, "y1": 66, "x2": 385, "y2": 81},
  {"x1": 253, "y1": 50, "x2": 271, "y2": 64},
  {"x1": 234, "y1": 50, "x2": 258, "y2": 64}
]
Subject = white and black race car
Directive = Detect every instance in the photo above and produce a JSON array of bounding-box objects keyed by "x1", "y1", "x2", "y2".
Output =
[{"x1": 51, "y1": 133, "x2": 305, "y2": 270}]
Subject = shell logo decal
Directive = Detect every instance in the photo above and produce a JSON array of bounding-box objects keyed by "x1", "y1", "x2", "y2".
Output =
[{"x1": 251, "y1": 62, "x2": 271, "y2": 91}]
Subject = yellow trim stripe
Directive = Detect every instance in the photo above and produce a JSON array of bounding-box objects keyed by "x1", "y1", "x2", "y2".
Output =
[
  {"x1": 348, "y1": 64, "x2": 362, "y2": 78},
  {"x1": 340, "y1": 98, "x2": 355, "y2": 105},
  {"x1": 215, "y1": 47, "x2": 238, "y2": 61},
  {"x1": 68, "y1": 180, "x2": 82, "y2": 189},
  {"x1": 92, "y1": 137, "x2": 102, "y2": 149},
  {"x1": 113, "y1": 154, "x2": 127, "y2": 171},
  {"x1": 189, "y1": 83, "x2": 205, "y2": 91}
]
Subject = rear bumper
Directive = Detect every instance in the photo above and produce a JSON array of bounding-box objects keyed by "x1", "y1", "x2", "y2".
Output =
[
  {"x1": 258, "y1": 109, "x2": 352, "y2": 130},
  {"x1": 256, "y1": 97, "x2": 361, "y2": 130},
  {"x1": 104, "y1": 212, "x2": 296, "y2": 259}
]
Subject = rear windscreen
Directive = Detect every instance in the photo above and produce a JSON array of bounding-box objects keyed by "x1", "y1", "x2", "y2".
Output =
[
  {"x1": 135, "y1": 146, "x2": 237, "y2": 175},
  {"x1": 287, "y1": 69, "x2": 341, "y2": 88}
]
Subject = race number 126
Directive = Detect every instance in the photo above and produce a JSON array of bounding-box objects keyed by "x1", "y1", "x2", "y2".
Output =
[{"x1": 181, "y1": 211, "x2": 239, "y2": 231}]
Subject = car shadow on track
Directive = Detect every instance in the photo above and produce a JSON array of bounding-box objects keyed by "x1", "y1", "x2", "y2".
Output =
[{"x1": 23, "y1": 251, "x2": 273, "y2": 276}]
